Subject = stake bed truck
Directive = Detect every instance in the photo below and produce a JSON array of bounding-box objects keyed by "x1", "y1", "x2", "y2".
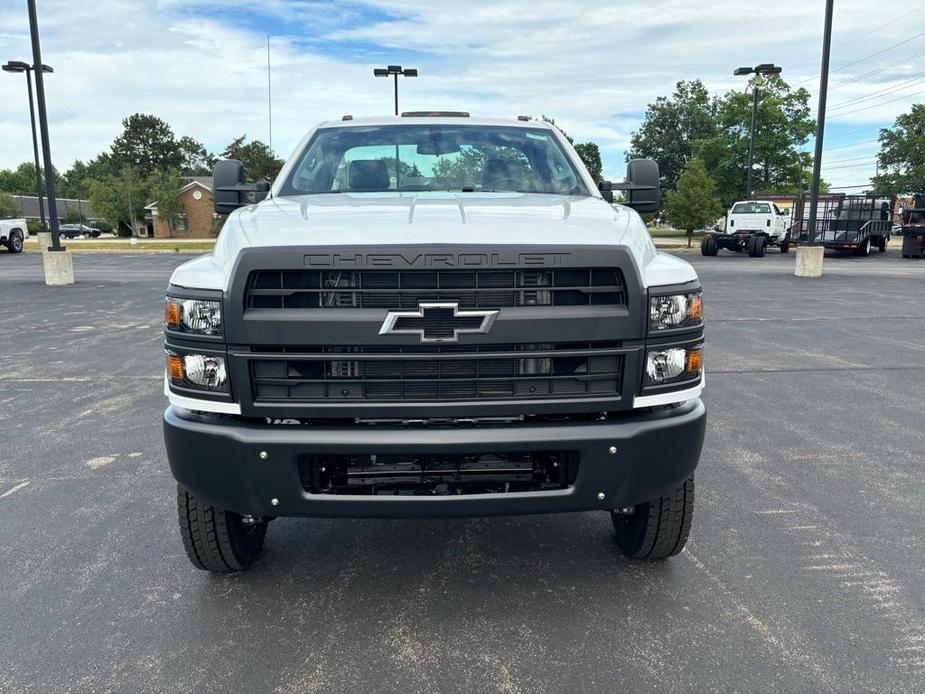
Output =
[{"x1": 163, "y1": 115, "x2": 706, "y2": 572}]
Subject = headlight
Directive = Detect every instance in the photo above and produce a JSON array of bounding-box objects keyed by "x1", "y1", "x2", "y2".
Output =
[
  {"x1": 165, "y1": 298, "x2": 222, "y2": 335},
  {"x1": 167, "y1": 353, "x2": 229, "y2": 392},
  {"x1": 644, "y1": 347, "x2": 702, "y2": 386},
  {"x1": 649, "y1": 292, "x2": 702, "y2": 331}
]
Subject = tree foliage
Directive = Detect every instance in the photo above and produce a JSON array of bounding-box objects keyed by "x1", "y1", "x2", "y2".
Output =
[
  {"x1": 87, "y1": 167, "x2": 147, "y2": 230},
  {"x1": 178, "y1": 136, "x2": 216, "y2": 176},
  {"x1": 0, "y1": 191, "x2": 18, "y2": 218},
  {"x1": 873, "y1": 104, "x2": 925, "y2": 195},
  {"x1": 222, "y1": 135, "x2": 284, "y2": 182},
  {"x1": 663, "y1": 159, "x2": 723, "y2": 244},
  {"x1": 574, "y1": 142, "x2": 603, "y2": 182},
  {"x1": 628, "y1": 80, "x2": 718, "y2": 192},
  {"x1": 630, "y1": 77, "x2": 819, "y2": 208},
  {"x1": 145, "y1": 168, "x2": 186, "y2": 236},
  {"x1": 110, "y1": 113, "x2": 183, "y2": 178}
]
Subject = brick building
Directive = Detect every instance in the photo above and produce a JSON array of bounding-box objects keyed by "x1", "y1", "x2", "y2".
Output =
[{"x1": 145, "y1": 177, "x2": 215, "y2": 239}]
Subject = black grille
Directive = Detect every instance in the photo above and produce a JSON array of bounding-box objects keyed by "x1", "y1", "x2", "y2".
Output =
[
  {"x1": 246, "y1": 268, "x2": 626, "y2": 309},
  {"x1": 250, "y1": 343, "x2": 625, "y2": 403},
  {"x1": 299, "y1": 451, "x2": 578, "y2": 495}
]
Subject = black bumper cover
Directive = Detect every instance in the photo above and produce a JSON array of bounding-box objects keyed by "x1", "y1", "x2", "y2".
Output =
[{"x1": 163, "y1": 399, "x2": 706, "y2": 518}]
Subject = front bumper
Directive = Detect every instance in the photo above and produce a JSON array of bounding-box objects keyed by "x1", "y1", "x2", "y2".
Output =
[{"x1": 164, "y1": 399, "x2": 706, "y2": 518}]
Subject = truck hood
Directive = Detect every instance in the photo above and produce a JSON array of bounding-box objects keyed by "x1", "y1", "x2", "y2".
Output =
[{"x1": 171, "y1": 193, "x2": 696, "y2": 290}]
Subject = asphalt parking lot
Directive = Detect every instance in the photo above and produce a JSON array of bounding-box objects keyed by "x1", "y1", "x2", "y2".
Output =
[{"x1": 1, "y1": 249, "x2": 923, "y2": 693}]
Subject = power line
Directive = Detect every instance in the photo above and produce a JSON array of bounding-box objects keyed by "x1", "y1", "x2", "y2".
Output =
[
  {"x1": 827, "y1": 88, "x2": 925, "y2": 117},
  {"x1": 793, "y1": 29, "x2": 925, "y2": 87},
  {"x1": 825, "y1": 49, "x2": 925, "y2": 92},
  {"x1": 822, "y1": 154, "x2": 878, "y2": 164},
  {"x1": 786, "y1": 6, "x2": 924, "y2": 74},
  {"x1": 821, "y1": 161, "x2": 877, "y2": 171},
  {"x1": 822, "y1": 138, "x2": 881, "y2": 151},
  {"x1": 826, "y1": 75, "x2": 925, "y2": 113}
]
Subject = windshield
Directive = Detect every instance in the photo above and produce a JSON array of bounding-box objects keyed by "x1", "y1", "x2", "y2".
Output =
[
  {"x1": 732, "y1": 203, "x2": 771, "y2": 214},
  {"x1": 279, "y1": 124, "x2": 588, "y2": 196}
]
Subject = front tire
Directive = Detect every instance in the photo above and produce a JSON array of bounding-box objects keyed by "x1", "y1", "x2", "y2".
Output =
[
  {"x1": 779, "y1": 240, "x2": 790, "y2": 253},
  {"x1": 6, "y1": 230, "x2": 24, "y2": 253},
  {"x1": 612, "y1": 476, "x2": 694, "y2": 559},
  {"x1": 177, "y1": 485, "x2": 268, "y2": 573}
]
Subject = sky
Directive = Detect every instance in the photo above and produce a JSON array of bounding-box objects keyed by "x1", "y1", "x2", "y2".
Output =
[{"x1": 0, "y1": 0, "x2": 922, "y2": 192}]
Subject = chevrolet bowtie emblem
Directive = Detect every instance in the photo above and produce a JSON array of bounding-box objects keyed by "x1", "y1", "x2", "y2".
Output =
[{"x1": 379, "y1": 302, "x2": 499, "y2": 343}]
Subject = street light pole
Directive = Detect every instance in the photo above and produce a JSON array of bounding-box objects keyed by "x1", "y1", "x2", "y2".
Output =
[
  {"x1": 746, "y1": 80, "x2": 760, "y2": 198},
  {"x1": 374, "y1": 65, "x2": 418, "y2": 116},
  {"x1": 26, "y1": 0, "x2": 64, "y2": 252},
  {"x1": 3, "y1": 60, "x2": 52, "y2": 232},
  {"x1": 807, "y1": 0, "x2": 835, "y2": 245},
  {"x1": 373, "y1": 65, "x2": 418, "y2": 189},
  {"x1": 734, "y1": 63, "x2": 782, "y2": 199}
]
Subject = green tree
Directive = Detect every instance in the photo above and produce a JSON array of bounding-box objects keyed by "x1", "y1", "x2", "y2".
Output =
[
  {"x1": 628, "y1": 80, "x2": 718, "y2": 192},
  {"x1": 178, "y1": 136, "x2": 216, "y2": 176},
  {"x1": 110, "y1": 113, "x2": 182, "y2": 178},
  {"x1": 59, "y1": 154, "x2": 116, "y2": 199},
  {"x1": 145, "y1": 168, "x2": 185, "y2": 236},
  {"x1": 695, "y1": 75, "x2": 815, "y2": 206},
  {"x1": 663, "y1": 159, "x2": 723, "y2": 247},
  {"x1": 873, "y1": 104, "x2": 925, "y2": 195},
  {"x1": 0, "y1": 191, "x2": 18, "y2": 217},
  {"x1": 574, "y1": 142, "x2": 603, "y2": 182},
  {"x1": 63, "y1": 208, "x2": 83, "y2": 224},
  {"x1": 222, "y1": 135, "x2": 284, "y2": 181},
  {"x1": 88, "y1": 166, "x2": 147, "y2": 232}
]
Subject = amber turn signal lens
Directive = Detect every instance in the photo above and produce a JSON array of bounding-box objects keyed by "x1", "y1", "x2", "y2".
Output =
[
  {"x1": 688, "y1": 294, "x2": 703, "y2": 321},
  {"x1": 686, "y1": 348, "x2": 703, "y2": 373},
  {"x1": 167, "y1": 354, "x2": 185, "y2": 381},
  {"x1": 165, "y1": 300, "x2": 181, "y2": 328}
]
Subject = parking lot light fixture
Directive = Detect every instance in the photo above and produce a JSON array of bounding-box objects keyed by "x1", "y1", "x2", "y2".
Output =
[
  {"x1": 734, "y1": 63, "x2": 782, "y2": 198},
  {"x1": 373, "y1": 64, "x2": 418, "y2": 115},
  {"x1": 3, "y1": 60, "x2": 53, "y2": 232}
]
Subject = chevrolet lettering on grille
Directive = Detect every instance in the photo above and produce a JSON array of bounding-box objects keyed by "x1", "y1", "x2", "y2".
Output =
[{"x1": 379, "y1": 302, "x2": 499, "y2": 343}]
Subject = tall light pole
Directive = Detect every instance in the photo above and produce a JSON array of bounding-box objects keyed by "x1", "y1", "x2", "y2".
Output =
[
  {"x1": 26, "y1": 0, "x2": 64, "y2": 252},
  {"x1": 373, "y1": 65, "x2": 417, "y2": 115},
  {"x1": 2, "y1": 59, "x2": 53, "y2": 232},
  {"x1": 807, "y1": 0, "x2": 834, "y2": 245},
  {"x1": 734, "y1": 63, "x2": 783, "y2": 198},
  {"x1": 373, "y1": 65, "x2": 417, "y2": 189}
]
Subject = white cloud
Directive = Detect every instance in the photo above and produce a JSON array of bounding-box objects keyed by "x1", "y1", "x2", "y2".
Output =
[{"x1": 0, "y1": 0, "x2": 919, "y2": 191}]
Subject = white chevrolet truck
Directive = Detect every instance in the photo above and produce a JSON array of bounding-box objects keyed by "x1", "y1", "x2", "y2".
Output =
[
  {"x1": 1, "y1": 218, "x2": 28, "y2": 253},
  {"x1": 163, "y1": 114, "x2": 706, "y2": 573}
]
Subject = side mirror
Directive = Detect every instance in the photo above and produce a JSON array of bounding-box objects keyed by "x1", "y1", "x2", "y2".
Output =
[
  {"x1": 624, "y1": 159, "x2": 660, "y2": 213},
  {"x1": 213, "y1": 159, "x2": 270, "y2": 215},
  {"x1": 598, "y1": 159, "x2": 660, "y2": 213}
]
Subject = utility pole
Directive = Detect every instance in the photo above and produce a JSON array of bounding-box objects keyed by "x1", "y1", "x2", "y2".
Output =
[
  {"x1": 267, "y1": 34, "x2": 272, "y2": 152},
  {"x1": 807, "y1": 0, "x2": 835, "y2": 245}
]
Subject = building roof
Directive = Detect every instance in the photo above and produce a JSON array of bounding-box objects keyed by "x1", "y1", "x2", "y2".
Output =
[
  {"x1": 8, "y1": 194, "x2": 98, "y2": 220},
  {"x1": 145, "y1": 178, "x2": 213, "y2": 212}
]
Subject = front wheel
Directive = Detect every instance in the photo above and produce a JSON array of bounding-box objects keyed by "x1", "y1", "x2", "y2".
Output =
[
  {"x1": 779, "y1": 241, "x2": 790, "y2": 254},
  {"x1": 176, "y1": 485, "x2": 268, "y2": 573},
  {"x1": 6, "y1": 230, "x2": 24, "y2": 253},
  {"x1": 612, "y1": 476, "x2": 694, "y2": 559}
]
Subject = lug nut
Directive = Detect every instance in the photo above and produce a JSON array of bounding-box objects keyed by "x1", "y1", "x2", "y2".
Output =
[{"x1": 259, "y1": 451, "x2": 269, "y2": 460}]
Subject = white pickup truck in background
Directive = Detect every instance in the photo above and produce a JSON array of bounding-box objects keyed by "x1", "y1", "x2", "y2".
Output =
[{"x1": 1, "y1": 218, "x2": 28, "y2": 254}]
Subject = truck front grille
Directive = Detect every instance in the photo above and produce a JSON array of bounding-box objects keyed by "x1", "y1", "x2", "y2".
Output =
[
  {"x1": 250, "y1": 343, "x2": 625, "y2": 403},
  {"x1": 245, "y1": 268, "x2": 626, "y2": 309}
]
